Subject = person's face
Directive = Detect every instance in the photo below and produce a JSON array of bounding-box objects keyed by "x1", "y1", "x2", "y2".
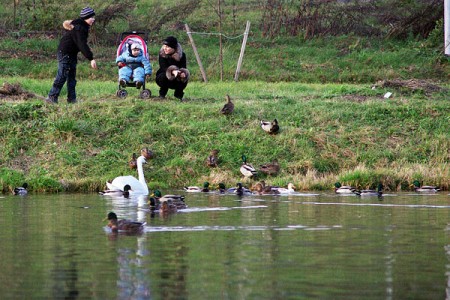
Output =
[
  {"x1": 163, "y1": 44, "x2": 175, "y2": 55},
  {"x1": 131, "y1": 48, "x2": 140, "y2": 55},
  {"x1": 85, "y1": 17, "x2": 95, "y2": 26}
]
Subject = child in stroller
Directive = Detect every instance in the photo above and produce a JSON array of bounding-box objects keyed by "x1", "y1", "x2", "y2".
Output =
[{"x1": 115, "y1": 33, "x2": 152, "y2": 98}]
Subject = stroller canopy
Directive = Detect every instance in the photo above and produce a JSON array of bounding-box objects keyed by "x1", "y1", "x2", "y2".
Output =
[{"x1": 116, "y1": 34, "x2": 149, "y2": 60}]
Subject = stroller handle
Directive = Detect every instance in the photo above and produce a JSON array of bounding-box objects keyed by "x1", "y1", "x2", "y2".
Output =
[{"x1": 119, "y1": 31, "x2": 148, "y2": 43}]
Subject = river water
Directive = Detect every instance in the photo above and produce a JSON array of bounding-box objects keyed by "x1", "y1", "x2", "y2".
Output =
[{"x1": 0, "y1": 191, "x2": 448, "y2": 299}]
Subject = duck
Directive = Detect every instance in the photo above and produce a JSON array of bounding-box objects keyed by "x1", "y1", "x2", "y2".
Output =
[
  {"x1": 99, "y1": 184, "x2": 132, "y2": 198},
  {"x1": 106, "y1": 152, "x2": 149, "y2": 195},
  {"x1": 271, "y1": 182, "x2": 296, "y2": 194},
  {"x1": 259, "y1": 160, "x2": 280, "y2": 176},
  {"x1": 184, "y1": 182, "x2": 210, "y2": 193},
  {"x1": 220, "y1": 94, "x2": 234, "y2": 115},
  {"x1": 413, "y1": 180, "x2": 440, "y2": 192},
  {"x1": 260, "y1": 119, "x2": 279, "y2": 134},
  {"x1": 13, "y1": 183, "x2": 28, "y2": 195},
  {"x1": 128, "y1": 153, "x2": 137, "y2": 170},
  {"x1": 252, "y1": 181, "x2": 280, "y2": 195},
  {"x1": 206, "y1": 149, "x2": 219, "y2": 167},
  {"x1": 105, "y1": 212, "x2": 145, "y2": 234},
  {"x1": 240, "y1": 155, "x2": 258, "y2": 178},
  {"x1": 149, "y1": 190, "x2": 187, "y2": 210},
  {"x1": 141, "y1": 147, "x2": 154, "y2": 160},
  {"x1": 217, "y1": 183, "x2": 227, "y2": 194},
  {"x1": 334, "y1": 182, "x2": 358, "y2": 194},
  {"x1": 357, "y1": 183, "x2": 383, "y2": 197},
  {"x1": 227, "y1": 182, "x2": 253, "y2": 196}
]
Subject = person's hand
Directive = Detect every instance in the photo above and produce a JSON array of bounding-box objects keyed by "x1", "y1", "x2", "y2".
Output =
[
  {"x1": 91, "y1": 59, "x2": 98, "y2": 69},
  {"x1": 117, "y1": 62, "x2": 126, "y2": 68},
  {"x1": 172, "y1": 70, "x2": 179, "y2": 77}
]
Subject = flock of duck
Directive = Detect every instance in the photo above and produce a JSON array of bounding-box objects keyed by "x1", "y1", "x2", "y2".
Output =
[
  {"x1": 97, "y1": 145, "x2": 443, "y2": 234},
  {"x1": 9, "y1": 95, "x2": 445, "y2": 233}
]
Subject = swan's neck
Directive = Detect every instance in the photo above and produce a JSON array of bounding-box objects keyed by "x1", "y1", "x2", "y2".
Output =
[{"x1": 137, "y1": 156, "x2": 148, "y2": 193}]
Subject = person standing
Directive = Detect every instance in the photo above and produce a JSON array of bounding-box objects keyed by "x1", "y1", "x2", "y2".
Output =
[
  {"x1": 155, "y1": 36, "x2": 190, "y2": 101},
  {"x1": 46, "y1": 7, "x2": 98, "y2": 104}
]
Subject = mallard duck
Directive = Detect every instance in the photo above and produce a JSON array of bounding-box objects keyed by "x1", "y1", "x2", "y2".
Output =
[
  {"x1": 240, "y1": 155, "x2": 258, "y2": 178},
  {"x1": 413, "y1": 180, "x2": 440, "y2": 192},
  {"x1": 220, "y1": 94, "x2": 234, "y2": 115},
  {"x1": 150, "y1": 189, "x2": 187, "y2": 210},
  {"x1": 271, "y1": 183, "x2": 296, "y2": 194},
  {"x1": 13, "y1": 183, "x2": 28, "y2": 195},
  {"x1": 259, "y1": 160, "x2": 280, "y2": 176},
  {"x1": 217, "y1": 183, "x2": 226, "y2": 194},
  {"x1": 99, "y1": 184, "x2": 132, "y2": 198},
  {"x1": 105, "y1": 212, "x2": 145, "y2": 234},
  {"x1": 206, "y1": 149, "x2": 219, "y2": 167},
  {"x1": 141, "y1": 147, "x2": 154, "y2": 160},
  {"x1": 334, "y1": 182, "x2": 358, "y2": 194},
  {"x1": 227, "y1": 182, "x2": 253, "y2": 196},
  {"x1": 128, "y1": 153, "x2": 137, "y2": 169},
  {"x1": 252, "y1": 181, "x2": 280, "y2": 195},
  {"x1": 184, "y1": 182, "x2": 210, "y2": 192},
  {"x1": 357, "y1": 183, "x2": 383, "y2": 197},
  {"x1": 260, "y1": 119, "x2": 279, "y2": 134}
]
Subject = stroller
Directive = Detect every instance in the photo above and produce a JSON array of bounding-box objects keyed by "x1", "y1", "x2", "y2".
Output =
[{"x1": 115, "y1": 31, "x2": 152, "y2": 99}]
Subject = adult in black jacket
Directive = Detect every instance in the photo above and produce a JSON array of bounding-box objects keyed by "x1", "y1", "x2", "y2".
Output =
[
  {"x1": 155, "y1": 36, "x2": 190, "y2": 101},
  {"x1": 47, "y1": 7, "x2": 98, "y2": 104}
]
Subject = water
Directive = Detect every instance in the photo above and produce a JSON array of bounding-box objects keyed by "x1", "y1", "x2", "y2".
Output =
[{"x1": 0, "y1": 191, "x2": 449, "y2": 299}]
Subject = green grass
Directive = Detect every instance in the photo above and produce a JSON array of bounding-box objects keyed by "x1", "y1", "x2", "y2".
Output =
[
  {"x1": 2, "y1": 34, "x2": 448, "y2": 83},
  {"x1": 1, "y1": 77, "x2": 449, "y2": 193}
]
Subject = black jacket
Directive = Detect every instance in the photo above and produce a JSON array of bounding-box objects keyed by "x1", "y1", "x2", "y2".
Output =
[
  {"x1": 156, "y1": 43, "x2": 186, "y2": 77},
  {"x1": 57, "y1": 18, "x2": 93, "y2": 61}
]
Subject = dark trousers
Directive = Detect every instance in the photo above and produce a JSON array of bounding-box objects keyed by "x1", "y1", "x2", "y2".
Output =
[
  {"x1": 155, "y1": 73, "x2": 188, "y2": 99},
  {"x1": 48, "y1": 52, "x2": 77, "y2": 102}
]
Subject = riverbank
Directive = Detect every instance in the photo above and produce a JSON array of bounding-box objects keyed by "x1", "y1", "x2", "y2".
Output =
[{"x1": 1, "y1": 78, "x2": 448, "y2": 193}]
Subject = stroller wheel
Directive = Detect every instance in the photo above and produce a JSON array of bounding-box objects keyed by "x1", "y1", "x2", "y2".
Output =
[
  {"x1": 140, "y1": 89, "x2": 151, "y2": 99},
  {"x1": 117, "y1": 89, "x2": 128, "y2": 98}
]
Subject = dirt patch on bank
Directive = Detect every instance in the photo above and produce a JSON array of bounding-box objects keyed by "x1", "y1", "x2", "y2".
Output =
[
  {"x1": 375, "y1": 79, "x2": 448, "y2": 95},
  {"x1": 0, "y1": 82, "x2": 44, "y2": 101}
]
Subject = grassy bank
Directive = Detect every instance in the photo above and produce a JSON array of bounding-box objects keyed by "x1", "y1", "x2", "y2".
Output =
[
  {"x1": 1, "y1": 77, "x2": 449, "y2": 193},
  {"x1": 1, "y1": 34, "x2": 449, "y2": 83}
]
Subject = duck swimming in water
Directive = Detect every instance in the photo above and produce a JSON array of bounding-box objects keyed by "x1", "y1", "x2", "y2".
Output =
[
  {"x1": 357, "y1": 183, "x2": 383, "y2": 197},
  {"x1": 334, "y1": 182, "x2": 358, "y2": 194},
  {"x1": 413, "y1": 180, "x2": 440, "y2": 192},
  {"x1": 99, "y1": 184, "x2": 132, "y2": 198},
  {"x1": 13, "y1": 183, "x2": 28, "y2": 195},
  {"x1": 105, "y1": 212, "x2": 145, "y2": 234},
  {"x1": 150, "y1": 190, "x2": 187, "y2": 211},
  {"x1": 184, "y1": 182, "x2": 210, "y2": 193}
]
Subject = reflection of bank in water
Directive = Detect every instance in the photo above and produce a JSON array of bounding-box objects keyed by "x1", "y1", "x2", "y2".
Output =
[{"x1": 116, "y1": 235, "x2": 151, "y2": 299}]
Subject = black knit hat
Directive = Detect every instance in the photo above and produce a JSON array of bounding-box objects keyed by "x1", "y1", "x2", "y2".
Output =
[
  {"x1": 163, "y1": 36, "x2": 178, "y2": 49},
  {"x1": 80, "y1": 7, "x2": 95, "y2": 20}
]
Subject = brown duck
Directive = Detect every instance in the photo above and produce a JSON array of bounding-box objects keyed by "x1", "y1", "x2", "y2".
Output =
[
  {"x1": 105, "y1": 212, "x2": 145, "y2": 234},
  {"x1": 220, "y1": 94, "x2": 234, "y2": 115},
  {"x1": 206, "y1": 149, "x2": 220, "y2": 167},
  {"x1": 259, "y1": 160, "x2": 280, "y2": 176}
]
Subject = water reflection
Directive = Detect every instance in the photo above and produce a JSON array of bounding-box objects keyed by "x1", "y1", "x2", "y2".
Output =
[
  {"x1": 115, "y1": 236, "x2": 150, "y2": 299},
  {"x1": 51, "y1": 236, "x2": 79, "y2": 299},
  {"x1": 0, "y1": 192, "x2": 449, "y2": 299}
]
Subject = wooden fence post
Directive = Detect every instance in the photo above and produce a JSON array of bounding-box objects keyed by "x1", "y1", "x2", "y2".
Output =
[
  {"x1": 234, "y1": 21, "x2": 251, "y2": 82},
  {"x1": 185, "y1": 24, "x2": 208, "y2": 82}
]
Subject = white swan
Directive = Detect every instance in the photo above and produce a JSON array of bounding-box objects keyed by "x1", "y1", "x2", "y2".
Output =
[{"x1": 106, "y1": 155, "x2": 149, "y2": 195}]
